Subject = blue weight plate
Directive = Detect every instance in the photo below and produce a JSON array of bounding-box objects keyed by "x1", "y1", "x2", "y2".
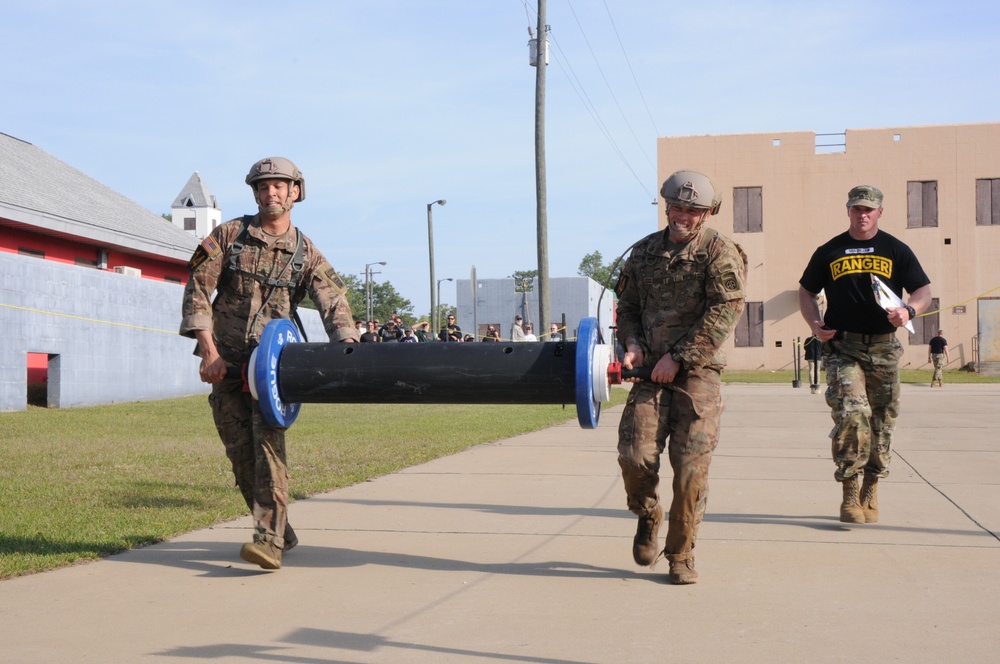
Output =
[
  {"x1": 253, "y1": 319, "x2": 302, "y2": 428},
  {"x1": 575, "y1": 317, "x2": 600, "y2": 429}
]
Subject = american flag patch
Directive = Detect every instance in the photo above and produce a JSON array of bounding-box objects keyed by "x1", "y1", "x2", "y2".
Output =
[{"x1": 201, "y1": 236, "x2": 220, "y2": 256}]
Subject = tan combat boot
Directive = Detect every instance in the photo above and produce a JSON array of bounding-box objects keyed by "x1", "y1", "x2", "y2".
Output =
[
  {"x1": 839, "y1": 476, "x2": 865, "y2": 524},
  {"x1": 859, "y1": 476, "x2": 879, "y2": 523},
  {"x1": 666, "y1": 554, "x2": 698, "y2": 585},
  {"x1": 240, "y1": 540, "x2": 282, "y2": 569},
  {"x1": 632, "y1": 505, "x2": 664, "y2": 566}
]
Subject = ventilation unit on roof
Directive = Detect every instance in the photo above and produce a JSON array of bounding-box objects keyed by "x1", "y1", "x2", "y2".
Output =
[{"x1": 114, "y1": 266, "x2": 142, "y2": 277}]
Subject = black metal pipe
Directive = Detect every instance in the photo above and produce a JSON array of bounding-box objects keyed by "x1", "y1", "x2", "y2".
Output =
[{"x1": 277, "y1": 341, "x2": 577, "y2": 405}]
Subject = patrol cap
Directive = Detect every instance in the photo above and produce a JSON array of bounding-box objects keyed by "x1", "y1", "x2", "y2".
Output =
[
  {"x1": 246, "y1": 157, "x2": 306, "y2": 202},
  {"x1": 847, "y1": 185, "x2": 883, "y2": 209}
]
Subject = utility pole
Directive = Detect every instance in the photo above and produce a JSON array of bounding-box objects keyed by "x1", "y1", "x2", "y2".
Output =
[
  {"x1": 532, "y1": 0, "x2": 551, "y2": 335},
  {"x1": 427, "y1": 199, "x2": 446, "y2": 334},
  {"x1": 364, "y1": 264, "x2": 371, "y2": 323}
]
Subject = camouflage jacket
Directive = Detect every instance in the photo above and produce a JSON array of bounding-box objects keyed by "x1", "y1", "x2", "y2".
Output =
[
  {"x1": 615, "y1": 226, "x2": 747, "y2": 370},
  {"x1": 179, "y1": 215, "x2": 359, "y2": 363}
]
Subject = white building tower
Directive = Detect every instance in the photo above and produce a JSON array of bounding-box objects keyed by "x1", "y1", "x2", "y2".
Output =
[{"x1": 170, "y1": 172, "x2": 221, "y2": 240}]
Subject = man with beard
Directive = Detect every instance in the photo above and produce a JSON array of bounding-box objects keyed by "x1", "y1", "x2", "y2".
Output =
[{"x1": 181, "y1": 157, "x2": 359, "y2": 569}]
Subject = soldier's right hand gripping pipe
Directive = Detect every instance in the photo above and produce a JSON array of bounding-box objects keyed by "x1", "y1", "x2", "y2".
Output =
[
  {"x1": 614, "y1": 170, "x2": 747, "y2": 585},
  {"x1": 179, "y1": 157, "x2": 360, "y2": 570}
]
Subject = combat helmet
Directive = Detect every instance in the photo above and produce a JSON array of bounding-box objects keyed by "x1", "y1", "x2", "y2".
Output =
[
  {"x1": 245, "y1": 157, "x2": 305, "y2": 202},
  {"x1": 660, "y1": 170, "x2": 722, "y2": 215}
]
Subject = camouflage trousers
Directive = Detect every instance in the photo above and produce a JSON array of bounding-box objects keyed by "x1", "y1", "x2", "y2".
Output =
[
  {"x1": 823, "y1": 338, "x2": 902, "y2": 482},
  {"x1": 807, "y1": 359, "x2": 821, "y2": 389},
  {"x1": 931, "y1": 353, "x2": 946, "y2": 383},
  {"x1": 617, "y1": 368, "x2": 723, "y2": 557},
  {"x1": 209, "y1": 376, "x2": 290, "y2": 549}
]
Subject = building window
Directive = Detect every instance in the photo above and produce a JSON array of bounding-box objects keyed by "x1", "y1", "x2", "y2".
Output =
[
  {"x1": 733, "y1": 187, "x2": 763, "y2": 233},
  {"x1": 907, "y1": 181, "x2": 938, "y2": 228},
  {"x1": 735, "y1": 301, "x2": 763, "y2": 347},
  {"x1": 184, "y1": 217, "x2": 196, "y2": 231},
  {"x1": 910, "y1": 298, "x2": 940, "y2": 345},
  {"x1": 976, "y1": 178, "x2": 1000, "y2": 226},
  {"x1": 18, "y1": 247, "x2": 44, "y2": 258},
  {"x1": 74, "y1": 258, "x2": 99, "y2": 268},
  {"x1": 163, "y1": 275, "x2": 183, "y2": 284}
]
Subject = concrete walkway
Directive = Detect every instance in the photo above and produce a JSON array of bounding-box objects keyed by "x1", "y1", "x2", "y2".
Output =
[{"x1": 3, "y1": 383, "x2": 999, "y2": 663}]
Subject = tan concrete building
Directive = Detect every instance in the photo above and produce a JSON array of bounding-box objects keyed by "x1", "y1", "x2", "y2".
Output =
[{"x1": 656, "y1": 122, "x2": 1000, "y2": 374}]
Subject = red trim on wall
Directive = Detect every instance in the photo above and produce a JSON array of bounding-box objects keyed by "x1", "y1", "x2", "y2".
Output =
[{"x1": 1, "y1": 223, "x2": 190, "y2": 284}]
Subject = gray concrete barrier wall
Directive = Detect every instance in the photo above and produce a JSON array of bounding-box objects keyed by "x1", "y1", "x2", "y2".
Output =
[{"x1": 0, "y1": 252, "x2": 323, "y2": 412}]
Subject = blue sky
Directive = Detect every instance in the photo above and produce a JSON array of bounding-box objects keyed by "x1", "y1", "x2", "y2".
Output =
[{"x1": 3, "y1": 0, "x2": 998, "y2": 316}]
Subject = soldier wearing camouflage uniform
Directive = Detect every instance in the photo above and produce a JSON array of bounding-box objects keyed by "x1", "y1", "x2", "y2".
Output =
[
  {"x1": 180, "y1": 157, "x2": 359, "y2": 570},
  {"x1": 615, "y1": 170, "x2": 747, "y2": 584},
  {"x1": 799, "y1": 185, "x2": 931, "y2": 525},
  {"x1": 927, "y1": 330, "x2": 949, "y2": 387}
]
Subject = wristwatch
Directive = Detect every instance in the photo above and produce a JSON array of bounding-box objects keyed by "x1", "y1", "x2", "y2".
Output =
[{"x1": 904, "y1": 304, "x2": 916, "y2": 321}]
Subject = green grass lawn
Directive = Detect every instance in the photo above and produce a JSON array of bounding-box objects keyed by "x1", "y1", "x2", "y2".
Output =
[{"x1": 0, "y1": 390, "x2": 629, "y2": 579}]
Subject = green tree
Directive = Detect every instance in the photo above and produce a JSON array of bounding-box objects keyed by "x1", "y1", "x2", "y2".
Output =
[
  {"x1": 298, "y1": 273, "x2": 412, "y2": 324},
  {"x1": 430, "y1": 303, "x2": 457, "y2": 332},
  {"x1": 369, "y1": 280, "x2": 414, "y2": 322},
  {"x1": 510, "y1": 269, "x2": 537, "y2": 292},
  {"x1": 341, "y1": 273, "x2": 364, "y2": 318},
  {"x1": 577, "y1": 251, "x2": 619, "y2": 288}
]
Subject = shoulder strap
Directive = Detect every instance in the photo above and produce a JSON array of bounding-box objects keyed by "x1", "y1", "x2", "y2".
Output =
[
  {"x1": 696, "y1": 226, "x2": 719, "y2": 255},
  {"x1": 225, "y1": 219, "x2": 306, "y2": 291},
  {"x1": 287, "y1": 230, "x2": 306, "y2": 297},
  {"x1": 287, "y1": 230, "x2": 309, "y2": 342},
  {"x1": 229, "y1": 215, "x2": 254, "y2": 262},
  {"x1": 217, "y1": 217, "x2": 311, "y2": 341},
  {"x1": 215, "y1": 215, "x2": 254, "y2": 296}
]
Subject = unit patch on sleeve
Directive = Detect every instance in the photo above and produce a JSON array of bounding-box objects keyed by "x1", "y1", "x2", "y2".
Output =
[
  {"x1": 320, "y1": 264, "x2": 347, "y2": 294},
  {"x1": 614, "y1": 274, "x2": 629, "y2": 298},
  {"x1": 188, "y1": 235, "x2": 222, "y2": 270}
]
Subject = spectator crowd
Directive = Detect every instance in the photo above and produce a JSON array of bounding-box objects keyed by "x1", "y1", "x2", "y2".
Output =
[{"x1": 356, "y1": 314, "x2": 568, "y2": 343}]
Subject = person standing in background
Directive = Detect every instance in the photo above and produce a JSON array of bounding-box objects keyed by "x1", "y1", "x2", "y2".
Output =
[{"x1": 928, "y1": 329, "x2": 949, "y2": 387}]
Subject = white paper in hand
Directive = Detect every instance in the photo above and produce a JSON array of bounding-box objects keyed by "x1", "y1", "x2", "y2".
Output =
[{"x1": 870, "y1": 274, "x2": 914, "y2": 333}]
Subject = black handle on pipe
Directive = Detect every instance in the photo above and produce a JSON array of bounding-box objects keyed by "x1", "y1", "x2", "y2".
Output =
[{"x1": 621, "y1": 367, "x2": 653, "y2": 381}]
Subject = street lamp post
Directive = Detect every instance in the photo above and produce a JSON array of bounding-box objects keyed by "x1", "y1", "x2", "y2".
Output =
[
  {"x1": 427, "y1": 199, "x2": 446, "y2": 334},
  {"x1": 364, "y1": 261, "x2": 386, "y2": 323},
  {"x1": 437, "y1": 277, "x2": 453, "y2": 338}
]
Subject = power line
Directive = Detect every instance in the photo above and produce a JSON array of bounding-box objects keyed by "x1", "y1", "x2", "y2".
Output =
[
  {"x1": 518, "y1": 0, "x2": 656, "y2": 202},
  {"x1": 564, "y1": 0, "x2": 657, "y2": 176},
  {"x1": 602, "y1": 0, "x2": 661, "y2": 139}
]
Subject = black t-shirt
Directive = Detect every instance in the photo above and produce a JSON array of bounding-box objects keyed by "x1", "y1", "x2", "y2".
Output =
[
  {"x1": 378, "y1": 326, "x2": 401, "y2": 342},
  {"x1": 929, "y1": 335, "x2": 948, "y2": 354},
  {"x1": 800, "y1": 229, "x2": 930, "y2": 334},
  {"x1": 438, "y1": 324, "x2": 462, "y2": 342}
]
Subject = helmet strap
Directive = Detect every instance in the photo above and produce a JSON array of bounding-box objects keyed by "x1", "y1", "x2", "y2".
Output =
[{"x1": 666, "y1": 205, "x2": 708, "y2": 241}]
